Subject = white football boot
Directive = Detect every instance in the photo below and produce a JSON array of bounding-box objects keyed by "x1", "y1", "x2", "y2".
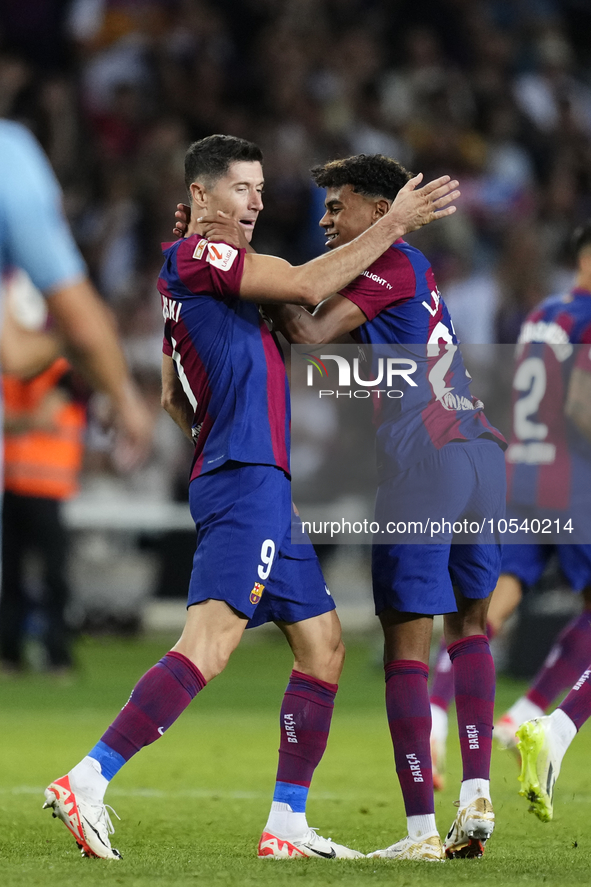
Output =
[
  {"x1": 443, "y1": 796, "x2": 494, "y2": 858},
  {"x1": 494, "y1": 712, "x2": 520, "y2": 750},
  {"x1": 258, "y1": 827, "x2": 363, "y2": 859},
  {"x1": 367, "y1": 834, "x2": 444, "y2": 861},
  {"x1": 43, "y1": 774, "x2": 121, "y2": 859}
]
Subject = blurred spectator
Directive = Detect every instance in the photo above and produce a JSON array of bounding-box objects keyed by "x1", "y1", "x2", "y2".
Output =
[{"x1": 0, "y1": 276, "x2": 87, "y2": 674}]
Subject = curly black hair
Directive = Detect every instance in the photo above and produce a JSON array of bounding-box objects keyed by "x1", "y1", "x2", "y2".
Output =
[
  {"x1": 310, "y1": 154, "x2": 412, "y2": 201},
  {"x1": 184, "y1": 134, "x2": 263, "y2": 194}
]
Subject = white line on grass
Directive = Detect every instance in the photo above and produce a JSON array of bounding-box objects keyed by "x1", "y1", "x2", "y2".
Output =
[{"x1": 7, "y1": 786, "x2": 343, "y2": 800}]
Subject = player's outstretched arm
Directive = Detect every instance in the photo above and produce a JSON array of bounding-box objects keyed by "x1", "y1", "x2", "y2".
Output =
[
  {"x1": 1, "y1": 309, "x2": 63, "y2": 379},
  {"x1": 46, "y1": 279, "x2": 153, "y2": 468},
  {"x1": 565, "y1": 366, "x2": 591, "y2": 442},
  {"x1": 266, "y1": 295, "x2": 366, "y2": 345},
  {"x1": 238, "y1": 174, "x2": 459, "y2": 306},
  {"x1": 0, "y1": 121, "x2": 153, "y2": 468}
]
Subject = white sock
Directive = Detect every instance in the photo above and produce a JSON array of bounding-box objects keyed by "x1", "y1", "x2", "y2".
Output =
[
  {"x1": 548, "y1": 709, "x2": 577, "y2": 765},
  {"x1": 507, "y1": 696, "x2": 544, "y2": 726},
  {"x1": 265, "y1": 802, "x2": 308, "y2": 838},
  {"x1": 459, "y1": 778, "x2": 491, "y2": 806},
  {"x1": 68, "y1": 756, "x2": 108, "y2": 804},
  {"x1": 430, "y1": 703, "x2": 448, "y2": 744},
  {"x1": 407, "y1": 813, "x2": 438, "y2": 841}
]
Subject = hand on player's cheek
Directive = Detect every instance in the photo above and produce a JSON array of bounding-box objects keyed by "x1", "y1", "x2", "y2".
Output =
[{"x1": 203, "y1": 220, "x2": 246, "y2": 249}]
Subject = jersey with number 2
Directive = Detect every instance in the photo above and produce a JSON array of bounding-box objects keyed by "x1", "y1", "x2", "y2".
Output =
[{"x1": 506, "y1": 288, "x2": 591, "y2": 510}]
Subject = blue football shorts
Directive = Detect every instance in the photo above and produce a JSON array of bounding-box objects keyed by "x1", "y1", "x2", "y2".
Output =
[
  {"x1": 500, "y1": 501, "x2": 591, "y2": 592},
  {"x1": 372, "y1": 439, "x2": 506, "y2": 615},
  {"x1": 500, "y1": 542, "x2": 591, "y2": 592},
  {"x1": 187, "y1": 462, "x2": 334, "y2": 627}
]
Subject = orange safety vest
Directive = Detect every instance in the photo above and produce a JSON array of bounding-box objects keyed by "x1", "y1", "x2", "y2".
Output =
[{"x1": 3, "y1": 358, "x2": 86, "y2": 500}]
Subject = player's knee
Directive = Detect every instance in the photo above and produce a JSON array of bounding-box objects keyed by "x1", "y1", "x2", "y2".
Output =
[
  {"x1": 445, "y1": 605, "x2": 488, "y2": 643},
  {"x1": 295, "y1": 638, "x2": 345, "y2": 685},
  {"x1": 316, "y1": 637, "x2": 345, "y2": 684},
  {"x1": 184, "y1": 643, "x2": 233, "y2": 683},
  {"x1": 173, "y1": 632, "x2": 240, "y2": 682}
]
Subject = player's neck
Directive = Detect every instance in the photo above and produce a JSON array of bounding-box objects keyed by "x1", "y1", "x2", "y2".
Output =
[{"x1": 573, "y1": 274, "x2": 591, "y2": 294}]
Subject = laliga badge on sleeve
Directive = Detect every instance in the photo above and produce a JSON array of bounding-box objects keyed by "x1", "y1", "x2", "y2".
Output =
[
  {"x1": 206, "y1": 242, "x2": 238, "y2": 271},
  {"x1": 250, "y1": 582, "x2": 265, "y2": 605}
]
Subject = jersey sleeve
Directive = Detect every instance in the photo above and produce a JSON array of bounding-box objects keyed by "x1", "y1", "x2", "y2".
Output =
[
  {"x1": 0, "y1": 121, "x2": 86, "y2": 293},
  {"x1": 174, "y1": 236, "x2": 246, "y2": 300},
  {"x1": 338, "y1": 245, "x2": 416, "y2": 322}
]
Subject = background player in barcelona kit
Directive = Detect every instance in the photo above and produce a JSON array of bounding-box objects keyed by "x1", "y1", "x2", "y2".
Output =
[
  {"x1": 265, "y1": 154, "x2": 506, "y2": 862},
  {"x1": 429, "y1": 221, "x2": 591, "y2": 778},
  {"x1": 493, "y1": 220, "x2": 591, "y2": 743},
  {"x1": 44, "y1": 135, "x2": 461, "y2": 861}
]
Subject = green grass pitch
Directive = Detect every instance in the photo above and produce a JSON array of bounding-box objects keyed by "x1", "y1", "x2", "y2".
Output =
[{"x1": 1, "y1": 632, "x2": 591, "y2": 886}]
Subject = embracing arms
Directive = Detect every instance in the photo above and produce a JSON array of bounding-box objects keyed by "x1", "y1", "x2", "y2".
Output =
[{"x1": 177, "y1": 173, "x2": 459, "y2": 308}]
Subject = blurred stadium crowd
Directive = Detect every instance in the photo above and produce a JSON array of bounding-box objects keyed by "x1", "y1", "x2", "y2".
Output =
[
  {"x1": 3, "y1": 0, "x2": 591, "y2": 338},
  {"x1": 1, "y1": 0, "x2": 591, "y2": 632}
]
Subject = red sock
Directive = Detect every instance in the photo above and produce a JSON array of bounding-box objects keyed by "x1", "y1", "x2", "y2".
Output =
[
  {"x1": 559, "y1": 665, "x2": 591, "y2": 731},
  {"x1": 273, "y1": 670, "x2": 337, "y2": 811},
  {"x1": 527, "y1": 612, "x2": 591, "y2": 711},
  {"x1": 101, "y1": 651, "x2": 206, "y2": 761},
  {"x1": 430, "y1": 622, "x2": 495, "y2": 712}
]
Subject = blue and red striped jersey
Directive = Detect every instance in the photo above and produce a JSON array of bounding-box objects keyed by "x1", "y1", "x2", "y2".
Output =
[
  {"x1": 340, "y1": 239, "x2": 505, "y2": 479},
  {"x1": 158, "y1": 235, "x2": 290, "y2": 481},
  {"x1": 506, "y1": 288, "x2": 591, "y2": 509}
]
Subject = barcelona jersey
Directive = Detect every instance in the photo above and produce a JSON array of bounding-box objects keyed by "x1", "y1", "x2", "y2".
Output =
[
  {"x1": 339, "y1": 239, "x2": 505, "y2": 481},
  {"x1": 158, "y1": 235, "x2": 290, "y2": 481},
  {"x1": 506, "y1": 288, "x2": 591, "y2": 511}
]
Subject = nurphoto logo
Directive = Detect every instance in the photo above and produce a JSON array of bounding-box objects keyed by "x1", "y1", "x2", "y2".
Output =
[{"x1": 302, "y1": 351, "x2": 418, "y2": 399}]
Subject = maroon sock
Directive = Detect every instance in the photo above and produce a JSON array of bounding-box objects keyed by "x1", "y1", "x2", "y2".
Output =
[
  {"x1": 273, "y1": 670, "x2": 337, "y2": 805},
  {"x1": 430, "y1": 622, "x2": 495, "y2": 712},
  {"x1": 527, "y1": 612, "x2": 591, "y2": 711},
  {"x1": 385, "y1": 660, "x2": 434, "y2": 816},
  {"x1": 449, "y1": 635, "x2": 495, "y2": 781},
  {"x1": 101, "y1": 651, "x2": 206, "y2": 761},
  {"x1": 559, "y1": 666, "x2": 591, "y2": 731}
]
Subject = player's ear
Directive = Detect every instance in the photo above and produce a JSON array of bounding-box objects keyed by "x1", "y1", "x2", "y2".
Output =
[
  {"x1": 373, "y1": 198, "x2": 391, "y2": 220},
  {"x1": 190, "y1": 181, "x2": 208, "y2": 210}
]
